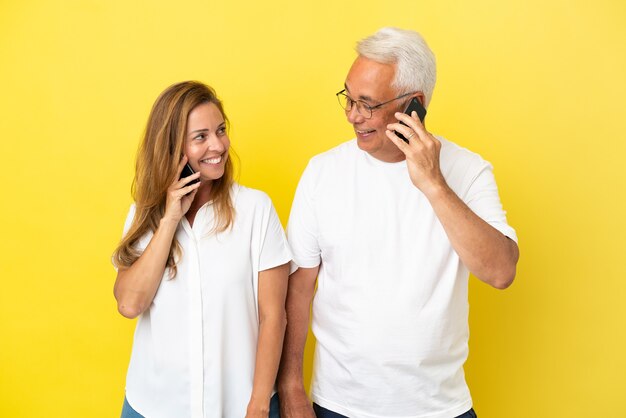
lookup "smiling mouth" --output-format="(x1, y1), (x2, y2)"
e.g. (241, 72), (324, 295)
(200, 155), (223, 164)
(356, 129), (376, 136)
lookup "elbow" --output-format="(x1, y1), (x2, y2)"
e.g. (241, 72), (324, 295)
(276, 310), (288, 331)
(489, 264), (517, 290)
(114, 290), (145, 319)
(117, 300), (144, 319)
(113, 281), (146, 319)
(491, 275), (514, 290)
(260, 309), (287, 332)
(486, 239), (519, 290)
(113, 275), (143, 319)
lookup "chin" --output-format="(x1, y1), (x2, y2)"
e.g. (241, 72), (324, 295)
(200, 169), (226, 182)
(356, 136), (382, 153)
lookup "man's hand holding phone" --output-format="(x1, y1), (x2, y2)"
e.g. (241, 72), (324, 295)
(395, 97), (427, 143)
(385, 100), (447, 197)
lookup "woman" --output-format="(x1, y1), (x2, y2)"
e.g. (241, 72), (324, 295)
(112, 81), (290, 418)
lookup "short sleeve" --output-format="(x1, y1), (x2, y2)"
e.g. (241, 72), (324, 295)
(465, 163), (518, 243)
(287, 160), (322, 271)
(121, 204), (137, 238)
(111, 204), (153, 270)
(111, 204), (137, 271)
(258, 199), (293, 272)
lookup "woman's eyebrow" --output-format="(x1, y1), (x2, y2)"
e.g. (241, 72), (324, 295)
(188, 128), (209, 135)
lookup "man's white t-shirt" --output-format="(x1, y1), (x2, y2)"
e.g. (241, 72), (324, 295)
(117, 184), (292, 418)
(288, 139), (517, 418)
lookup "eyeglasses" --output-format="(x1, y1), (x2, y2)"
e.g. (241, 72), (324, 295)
(336, 89), (416, 119)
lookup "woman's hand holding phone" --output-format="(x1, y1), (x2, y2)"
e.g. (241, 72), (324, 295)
(163, 156), (202, 223)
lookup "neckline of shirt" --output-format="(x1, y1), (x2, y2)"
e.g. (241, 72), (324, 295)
(360, 147), (408, 169)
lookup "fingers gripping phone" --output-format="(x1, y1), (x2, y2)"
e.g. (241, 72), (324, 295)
(396, 97), (427, 143)
(180, 163), (200, 186)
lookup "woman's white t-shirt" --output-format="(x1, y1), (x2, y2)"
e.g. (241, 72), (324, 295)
(117, 184), (291, 418)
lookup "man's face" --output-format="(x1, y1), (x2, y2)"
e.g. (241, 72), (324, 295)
(343, 56), (407, 162)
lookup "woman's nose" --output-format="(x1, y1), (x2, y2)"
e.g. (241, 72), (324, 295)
(207, 134), (226, 151)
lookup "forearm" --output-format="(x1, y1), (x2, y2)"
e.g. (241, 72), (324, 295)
(113, 217), (179, 318)
(249, 313), (287, 407)
(427, 183), (519, 289)
(277, 267), (318, 393)
(385, 112), (518, 288)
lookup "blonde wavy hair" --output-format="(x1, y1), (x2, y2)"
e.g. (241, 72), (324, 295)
(113, 81), (235, 277)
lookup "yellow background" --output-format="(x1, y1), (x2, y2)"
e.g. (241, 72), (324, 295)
(1, 0), (625, 417)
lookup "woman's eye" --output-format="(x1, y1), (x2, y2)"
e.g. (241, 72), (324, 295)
(194, 134), (205, 140)
(217, 127), (226, 135)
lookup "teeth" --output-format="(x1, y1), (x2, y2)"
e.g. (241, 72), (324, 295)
(201, 156), (222, 164)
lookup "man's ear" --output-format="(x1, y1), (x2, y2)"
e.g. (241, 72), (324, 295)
(413, 92), (426, 107)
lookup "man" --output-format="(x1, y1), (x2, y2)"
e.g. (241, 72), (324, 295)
(278, 27), (519, 418)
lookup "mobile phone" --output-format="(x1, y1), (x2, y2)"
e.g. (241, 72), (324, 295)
(180, 163), (200, 186)
(396, 97), (427, 143)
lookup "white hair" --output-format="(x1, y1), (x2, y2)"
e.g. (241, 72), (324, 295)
(356, 27), (437, 107)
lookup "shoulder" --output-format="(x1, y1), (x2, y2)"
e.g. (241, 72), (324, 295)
(291, 140), (359, 200)
(307, 139), (358, 168)
(299, 139), (358, 185)
(232, 184), (273, 210)
(436, 136), (497, 197)
(121, 203), (137, 233)
(438, 136), (485, 162)
(124, 202), (137, 218)
(437, 135), (491, 172)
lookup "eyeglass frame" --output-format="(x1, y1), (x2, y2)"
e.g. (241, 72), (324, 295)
(336, 89), (417, 119)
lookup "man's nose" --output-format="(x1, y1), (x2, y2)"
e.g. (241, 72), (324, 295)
(346, 105), (365, 124)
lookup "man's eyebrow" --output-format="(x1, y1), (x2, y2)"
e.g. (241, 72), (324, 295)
(344, 83), (375, 103)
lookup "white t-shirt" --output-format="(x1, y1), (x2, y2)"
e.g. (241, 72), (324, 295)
(117, 184), (292, 418)
(288, 139), (517, 418)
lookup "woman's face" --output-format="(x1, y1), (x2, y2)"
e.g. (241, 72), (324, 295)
(184, 102), (230, 183)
